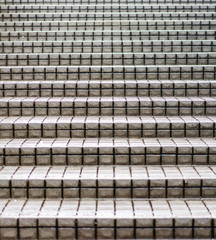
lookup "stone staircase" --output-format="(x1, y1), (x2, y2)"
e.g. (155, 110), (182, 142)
(0, 0), (216, 239)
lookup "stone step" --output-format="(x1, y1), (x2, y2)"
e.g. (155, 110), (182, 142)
(0, 198), (215, 239)
(1, 52), (215, 67)
(1, 40), (215, 54)
(1, 80), (215, 97)
(1, 0), (216, 236)
(0, 165), (216, 199)
(0, 116), (215, 138)
(1, 20), (215, 32)
(0, 138), (215, 165)
(1, 12), (215, 21)
(1, 30), (215, 42)
(0, 65), (215, 81)
(1, 4), (216, 13)
(0, 96), (215, 116)
(3, 0), (215, 4)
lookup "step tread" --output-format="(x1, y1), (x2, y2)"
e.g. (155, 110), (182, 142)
(0, 79), (215, 84)
(0, 0), (216, 236)
(1, 115), (216, 126)
(1, 165), (216, 182)
(1, 19), (214, 25)
(1, 29), (215, 33)
(0, 198), (215, 222)
(1, 39), (215, 43)
(0, 137), (215, 149)
(0, 198), (215, 239)
(2, 51), (215, 55)
(1, 96), (215, 102)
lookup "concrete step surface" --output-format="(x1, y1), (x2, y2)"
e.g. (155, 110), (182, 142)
(1, 20), (215, 31)
(1, 65), (215, 81)
(1, 12), (216, 21)
(0, 165), (216, 198)
(0, 137), (215, 166)
(0, 198), (216, 239)
(1, 30), (215, 42)
(0, 116), (216, 138)
(0, 20), (215, 32)
(1, 52), (215, 66)
(0, 80), (215, 97)
(1, 40), (215, 53)
(3, 0), (216, 4)
(1, 4), (216, 13)
(0, 96), (216, 116)
(0, 0), (216, 238)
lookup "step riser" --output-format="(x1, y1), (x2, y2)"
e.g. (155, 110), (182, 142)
(0, 150), (214, 166)
(1, 5), (216, 13)
(1, 122), (215, 139)
(1, 127), (215, 138)
(1, 41), (215, 54)
(1, 31), (215, 41)
(1, 102), (215, 117)
(0, 182), (215, 199)
(1, 53), (215, 67)
(0, 20), (215, 31)
(0, 225), (215, 239)
(1, 81), (215, 97)
(1, 66), (215, 81)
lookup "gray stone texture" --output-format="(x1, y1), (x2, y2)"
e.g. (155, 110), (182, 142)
(0, 0), (216, 238)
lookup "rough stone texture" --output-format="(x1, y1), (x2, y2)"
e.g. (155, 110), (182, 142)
(0, 0), (216, 238)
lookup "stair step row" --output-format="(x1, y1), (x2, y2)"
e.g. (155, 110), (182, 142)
(0, 116), (216, 138)
(0, 80), (215, 97)
(1, 30), (215, 42)
(1, 52), (215, 66)
(1, 4), (216, 13)
(3, 0), (216, 4)
(0, 165), (216, 199)
(0, 138), (215, 165)
(1, 12), (216, 21)
(0, 198), (215, 239)
(1, 65), (215, 81)
(0, 19), (216, 32)
(0, 96), (216, 116)
(1, 40), (215, 53)
(0, 0), (216, 237)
